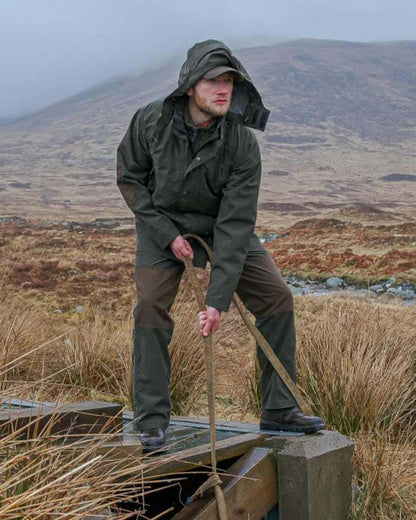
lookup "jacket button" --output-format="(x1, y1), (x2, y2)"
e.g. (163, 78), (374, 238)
(196, 156), (201, 162)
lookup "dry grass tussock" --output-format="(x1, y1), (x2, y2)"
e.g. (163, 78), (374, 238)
(0, 415), (181, 519)
(60, 309), (132, 406)
(0, 295), (132, 405)
(295, 296), (416, 519)
(0, 301), (188, 517)
(169, 286), (244, 417)
(169, 296), (206, 416)
(0, 284), (415, 518)
(296, 297), (416, 435)
(351, 431), (416, 520)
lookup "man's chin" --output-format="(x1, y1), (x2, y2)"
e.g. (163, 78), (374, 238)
(208, 104), (230, 117)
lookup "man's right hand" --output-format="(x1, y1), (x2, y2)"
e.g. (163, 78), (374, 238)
(170, 235), (194, 261)
(198, 306), (221, 337)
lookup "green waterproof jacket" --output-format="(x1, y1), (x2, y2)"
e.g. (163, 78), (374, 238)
(117, 39), (270, 312)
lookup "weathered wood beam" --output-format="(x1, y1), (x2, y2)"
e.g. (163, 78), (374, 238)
(0, 397), (56, 409)
(76, 432), (264, 482)
(0, 400), (123, 436)
(171, 447), (278, 520)
(145, 433), (265, 478)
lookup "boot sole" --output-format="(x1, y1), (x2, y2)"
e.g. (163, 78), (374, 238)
(260, 419), (325, 434)
(141, 444), (168, 454)
(136, 433), (167, 452)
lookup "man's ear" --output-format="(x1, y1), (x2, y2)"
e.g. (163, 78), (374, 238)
(186, 88), (193, 97)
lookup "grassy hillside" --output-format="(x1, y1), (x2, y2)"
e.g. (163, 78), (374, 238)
(1, 39), (416, 219)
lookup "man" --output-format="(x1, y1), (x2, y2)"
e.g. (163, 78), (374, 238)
(117, 39), (324, 448)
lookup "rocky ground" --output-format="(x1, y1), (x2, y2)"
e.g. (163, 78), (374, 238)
(1, 210), (415, 312)
(259, 214), (416, 304)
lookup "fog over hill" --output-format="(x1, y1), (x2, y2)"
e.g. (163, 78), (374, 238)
(1, 39), (416, 219)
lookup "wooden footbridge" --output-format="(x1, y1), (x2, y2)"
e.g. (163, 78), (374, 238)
(0, 398), (353, 519)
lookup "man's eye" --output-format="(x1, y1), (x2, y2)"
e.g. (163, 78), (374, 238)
(211, 76), (233, 84)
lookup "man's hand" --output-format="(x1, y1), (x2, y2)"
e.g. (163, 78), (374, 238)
(170, 236), (194, 261)
(198, 306), (221, 337)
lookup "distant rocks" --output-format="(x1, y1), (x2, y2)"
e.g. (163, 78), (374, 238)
(53, 305), (85, 315)
(386, 287), (416, 300)
(326, 277), (347, 289)
(369, 277), (396, 294)
(339, 203), (385, 216)
(258, 202), (308, 211)
(379, 173), (416, 182)
(265, 135), (326, 144)
(62, 218), (134, 232)
(286, 276), (316, 296)
(291, 218), (345, 230)
(259, 232), (290, 243)
(286, 275), (416, 303)
(267, 169), (290, 176)
(368, 284), (385, 294)
(289, 286), (304, 296)
(8, 182), (32, 189)
(370, 277), (416, 300)
(259, 233), (280, 243)
(0, 216), (27, 225)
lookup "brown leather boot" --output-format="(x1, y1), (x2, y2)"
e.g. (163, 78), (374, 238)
(260, 407), (325, 434)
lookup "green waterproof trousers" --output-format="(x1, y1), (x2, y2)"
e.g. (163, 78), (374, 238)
(132, 231), (297, 431)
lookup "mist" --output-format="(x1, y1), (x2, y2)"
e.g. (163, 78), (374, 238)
(1, 0), (416, 120)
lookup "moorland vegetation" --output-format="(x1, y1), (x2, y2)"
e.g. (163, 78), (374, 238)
(0, 215), (414, 519)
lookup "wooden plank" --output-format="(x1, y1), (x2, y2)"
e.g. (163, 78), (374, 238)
(166, 425), (205, 441)
(171, 416), (258, 430)
(87, 433), (265, 487)
(63, 433), (143, 474)
(169, 417), (304, 437)
(146, 433), (265, 477)
(0, 397), (56, 409)
(71, 433), (143, 458)
(0, 401), (122, 436)
(171, 447), (278, 520)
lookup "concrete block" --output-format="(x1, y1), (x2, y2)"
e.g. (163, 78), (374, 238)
(276, 430), (354, 520)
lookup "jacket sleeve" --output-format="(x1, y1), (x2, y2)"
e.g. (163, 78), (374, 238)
(116, 108), (180, 249)
(206, 130), (261, 312)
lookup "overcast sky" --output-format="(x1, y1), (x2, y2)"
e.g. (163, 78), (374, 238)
(1, 0), (416, 119)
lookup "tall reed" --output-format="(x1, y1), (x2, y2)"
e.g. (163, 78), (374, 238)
(0, 414), (179, 519)
(1, 286), (415, 518)
(296, 297), (416, 435)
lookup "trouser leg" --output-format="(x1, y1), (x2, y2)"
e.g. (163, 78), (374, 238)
(132, 265), (183, 431)
(236, 249), (297, 410)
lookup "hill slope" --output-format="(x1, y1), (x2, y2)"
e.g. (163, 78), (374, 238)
(1, 39), (416, 219)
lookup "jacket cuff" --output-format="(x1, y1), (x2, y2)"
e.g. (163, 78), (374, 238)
(205, 295), (231, 313)
(151, 224), (181, 250)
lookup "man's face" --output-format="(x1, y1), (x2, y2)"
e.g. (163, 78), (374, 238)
(187, 73), (234, 118)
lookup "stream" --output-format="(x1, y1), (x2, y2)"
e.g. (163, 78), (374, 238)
(285, 275), (416, 306)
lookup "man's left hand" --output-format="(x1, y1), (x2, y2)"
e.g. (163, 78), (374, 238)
(170, 235), (194, 260)
(198, 306), (221, 337)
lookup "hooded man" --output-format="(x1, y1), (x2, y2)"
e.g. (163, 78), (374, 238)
(117, 39), (324, 448)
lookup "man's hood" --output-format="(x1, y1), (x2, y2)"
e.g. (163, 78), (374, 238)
(160, 39), (270, 131)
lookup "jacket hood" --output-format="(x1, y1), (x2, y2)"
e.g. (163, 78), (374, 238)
(161, 39), (270, 131)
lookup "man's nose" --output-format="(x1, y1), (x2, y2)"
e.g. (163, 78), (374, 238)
(216, 81), (232, 94)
